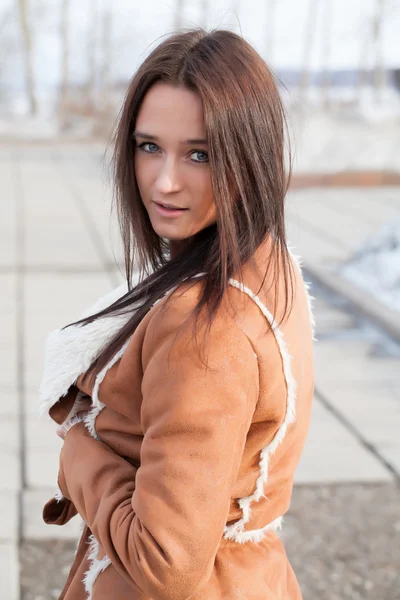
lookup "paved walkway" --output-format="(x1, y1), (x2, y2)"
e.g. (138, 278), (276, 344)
(1, 143), (400, 599)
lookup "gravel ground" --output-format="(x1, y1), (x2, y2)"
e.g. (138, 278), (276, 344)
(21, 483), (400, 600)
(282, 483), (400, 600)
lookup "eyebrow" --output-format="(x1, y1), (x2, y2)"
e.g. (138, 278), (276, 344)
(133, 131), (208, 145)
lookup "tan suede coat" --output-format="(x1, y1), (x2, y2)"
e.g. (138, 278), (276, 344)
(39, 237), (315, 600)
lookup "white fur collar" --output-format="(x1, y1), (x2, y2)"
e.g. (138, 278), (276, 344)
(39, 281), (135, 416)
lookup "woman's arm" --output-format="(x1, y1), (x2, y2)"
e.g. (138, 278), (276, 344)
(57, 294), (259, 600)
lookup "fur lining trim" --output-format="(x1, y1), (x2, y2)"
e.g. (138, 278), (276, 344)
(54, 486), (64, 503)
(83, 534), (111, 598)
(223, 516), (283, 544)
(287, 245), (317, 342)
(83, 337), (132, 439)
(74, 519), (87, 557)
(224, 279), (298, 542)
(59, 414), (85, 437)
(39, 282), (133, 417)
(62, 390), (91, 424)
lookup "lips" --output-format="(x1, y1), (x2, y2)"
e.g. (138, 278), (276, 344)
(155, 201), (188, 210)
(153, 201), (189, 218)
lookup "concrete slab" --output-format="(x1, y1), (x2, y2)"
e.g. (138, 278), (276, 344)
(55, 159), (125, 267)
(323, 188), (400, 226)
(0, 275), (18, 397)
(313, 306), (356, 334)
(24, 393), (44, 418)
(0, 542), (19, 600)
(25, 416), (61, 452)
(379, 447), (400, 475)
(26, 450), (60, 489)
(0, 417), (19, 451)
(23, 272), (113, 393)
(0, 390), (19, 419)
(24, 272), (114, 328)
(19, 160), (103, 269)
(320, 387), (400, 476)
(286, 217), (348, 265)
(0, 415), (21, 494)
(0, 162), (17, 269)
(314, 340), (400, 387)
(0, 491), (18, 542)
(0, 345), (18, 402)
(287, 190), (377, 251)
(23, 489), (82, 541)
(0, 448), (20, 492)
(295, 399), (392, 484)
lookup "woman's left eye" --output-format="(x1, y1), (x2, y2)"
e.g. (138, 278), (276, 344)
(139, 142), (159, 153)
(191, 150), (209, 163)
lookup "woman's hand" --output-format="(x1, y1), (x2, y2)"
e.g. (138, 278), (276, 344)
(56, 397), (93, 440)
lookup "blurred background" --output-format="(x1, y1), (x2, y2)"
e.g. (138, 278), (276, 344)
(1, 1), (399, 599)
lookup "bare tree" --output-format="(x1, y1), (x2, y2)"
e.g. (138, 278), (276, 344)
(372, 0), (387, 104)
(85, 0), (99, 112)
(298, 0), (321, 98)
(355, 17), (372, 102)
(17, 0), (37, 114)
(59, 0), (69, 116)
(320, 0), (333, 108)
(99, 5), (112, 112)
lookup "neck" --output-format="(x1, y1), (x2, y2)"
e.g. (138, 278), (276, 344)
(169, 239), (189, 260)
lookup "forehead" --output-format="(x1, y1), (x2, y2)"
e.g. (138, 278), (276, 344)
(135, 82), (206, 137)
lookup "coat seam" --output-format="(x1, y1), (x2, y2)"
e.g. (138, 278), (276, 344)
(223, 278), (298, 543)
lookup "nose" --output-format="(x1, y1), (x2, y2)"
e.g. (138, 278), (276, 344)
(154, 156), (182, 194)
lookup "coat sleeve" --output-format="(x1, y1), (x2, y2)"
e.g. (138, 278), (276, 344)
(57, 293), (259, 600)
(42, 386), (86, 526)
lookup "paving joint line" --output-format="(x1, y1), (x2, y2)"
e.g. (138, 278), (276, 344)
(14, 152), (27, 515)
(314, 386), (400, 482)
(14, 149), (24, 600)
(304, 260), (400, 482)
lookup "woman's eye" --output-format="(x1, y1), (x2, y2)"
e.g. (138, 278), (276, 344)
(137, 143), (208, 164)
(191, 150), (209, 163)
(139, 142), (159, 153)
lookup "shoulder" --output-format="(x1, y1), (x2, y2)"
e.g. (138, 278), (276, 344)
(141, 279), (260, 375)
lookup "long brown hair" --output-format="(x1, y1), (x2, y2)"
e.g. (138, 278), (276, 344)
(65, 27), (295, 386)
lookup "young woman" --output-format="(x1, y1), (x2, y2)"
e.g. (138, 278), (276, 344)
(40, 27), (315, 600)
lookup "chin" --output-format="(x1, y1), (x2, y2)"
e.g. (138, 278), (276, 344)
(152, 224), (188, 241)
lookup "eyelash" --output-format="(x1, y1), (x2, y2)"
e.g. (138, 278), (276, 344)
(136, 142), (209, 164)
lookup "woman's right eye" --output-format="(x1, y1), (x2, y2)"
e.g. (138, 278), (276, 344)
(138, 142), (159, 153)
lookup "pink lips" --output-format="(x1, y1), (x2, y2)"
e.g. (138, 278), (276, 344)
(153, 201), (188, 218)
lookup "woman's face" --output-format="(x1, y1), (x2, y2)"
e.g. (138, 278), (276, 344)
(134, 82), (216, 244)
